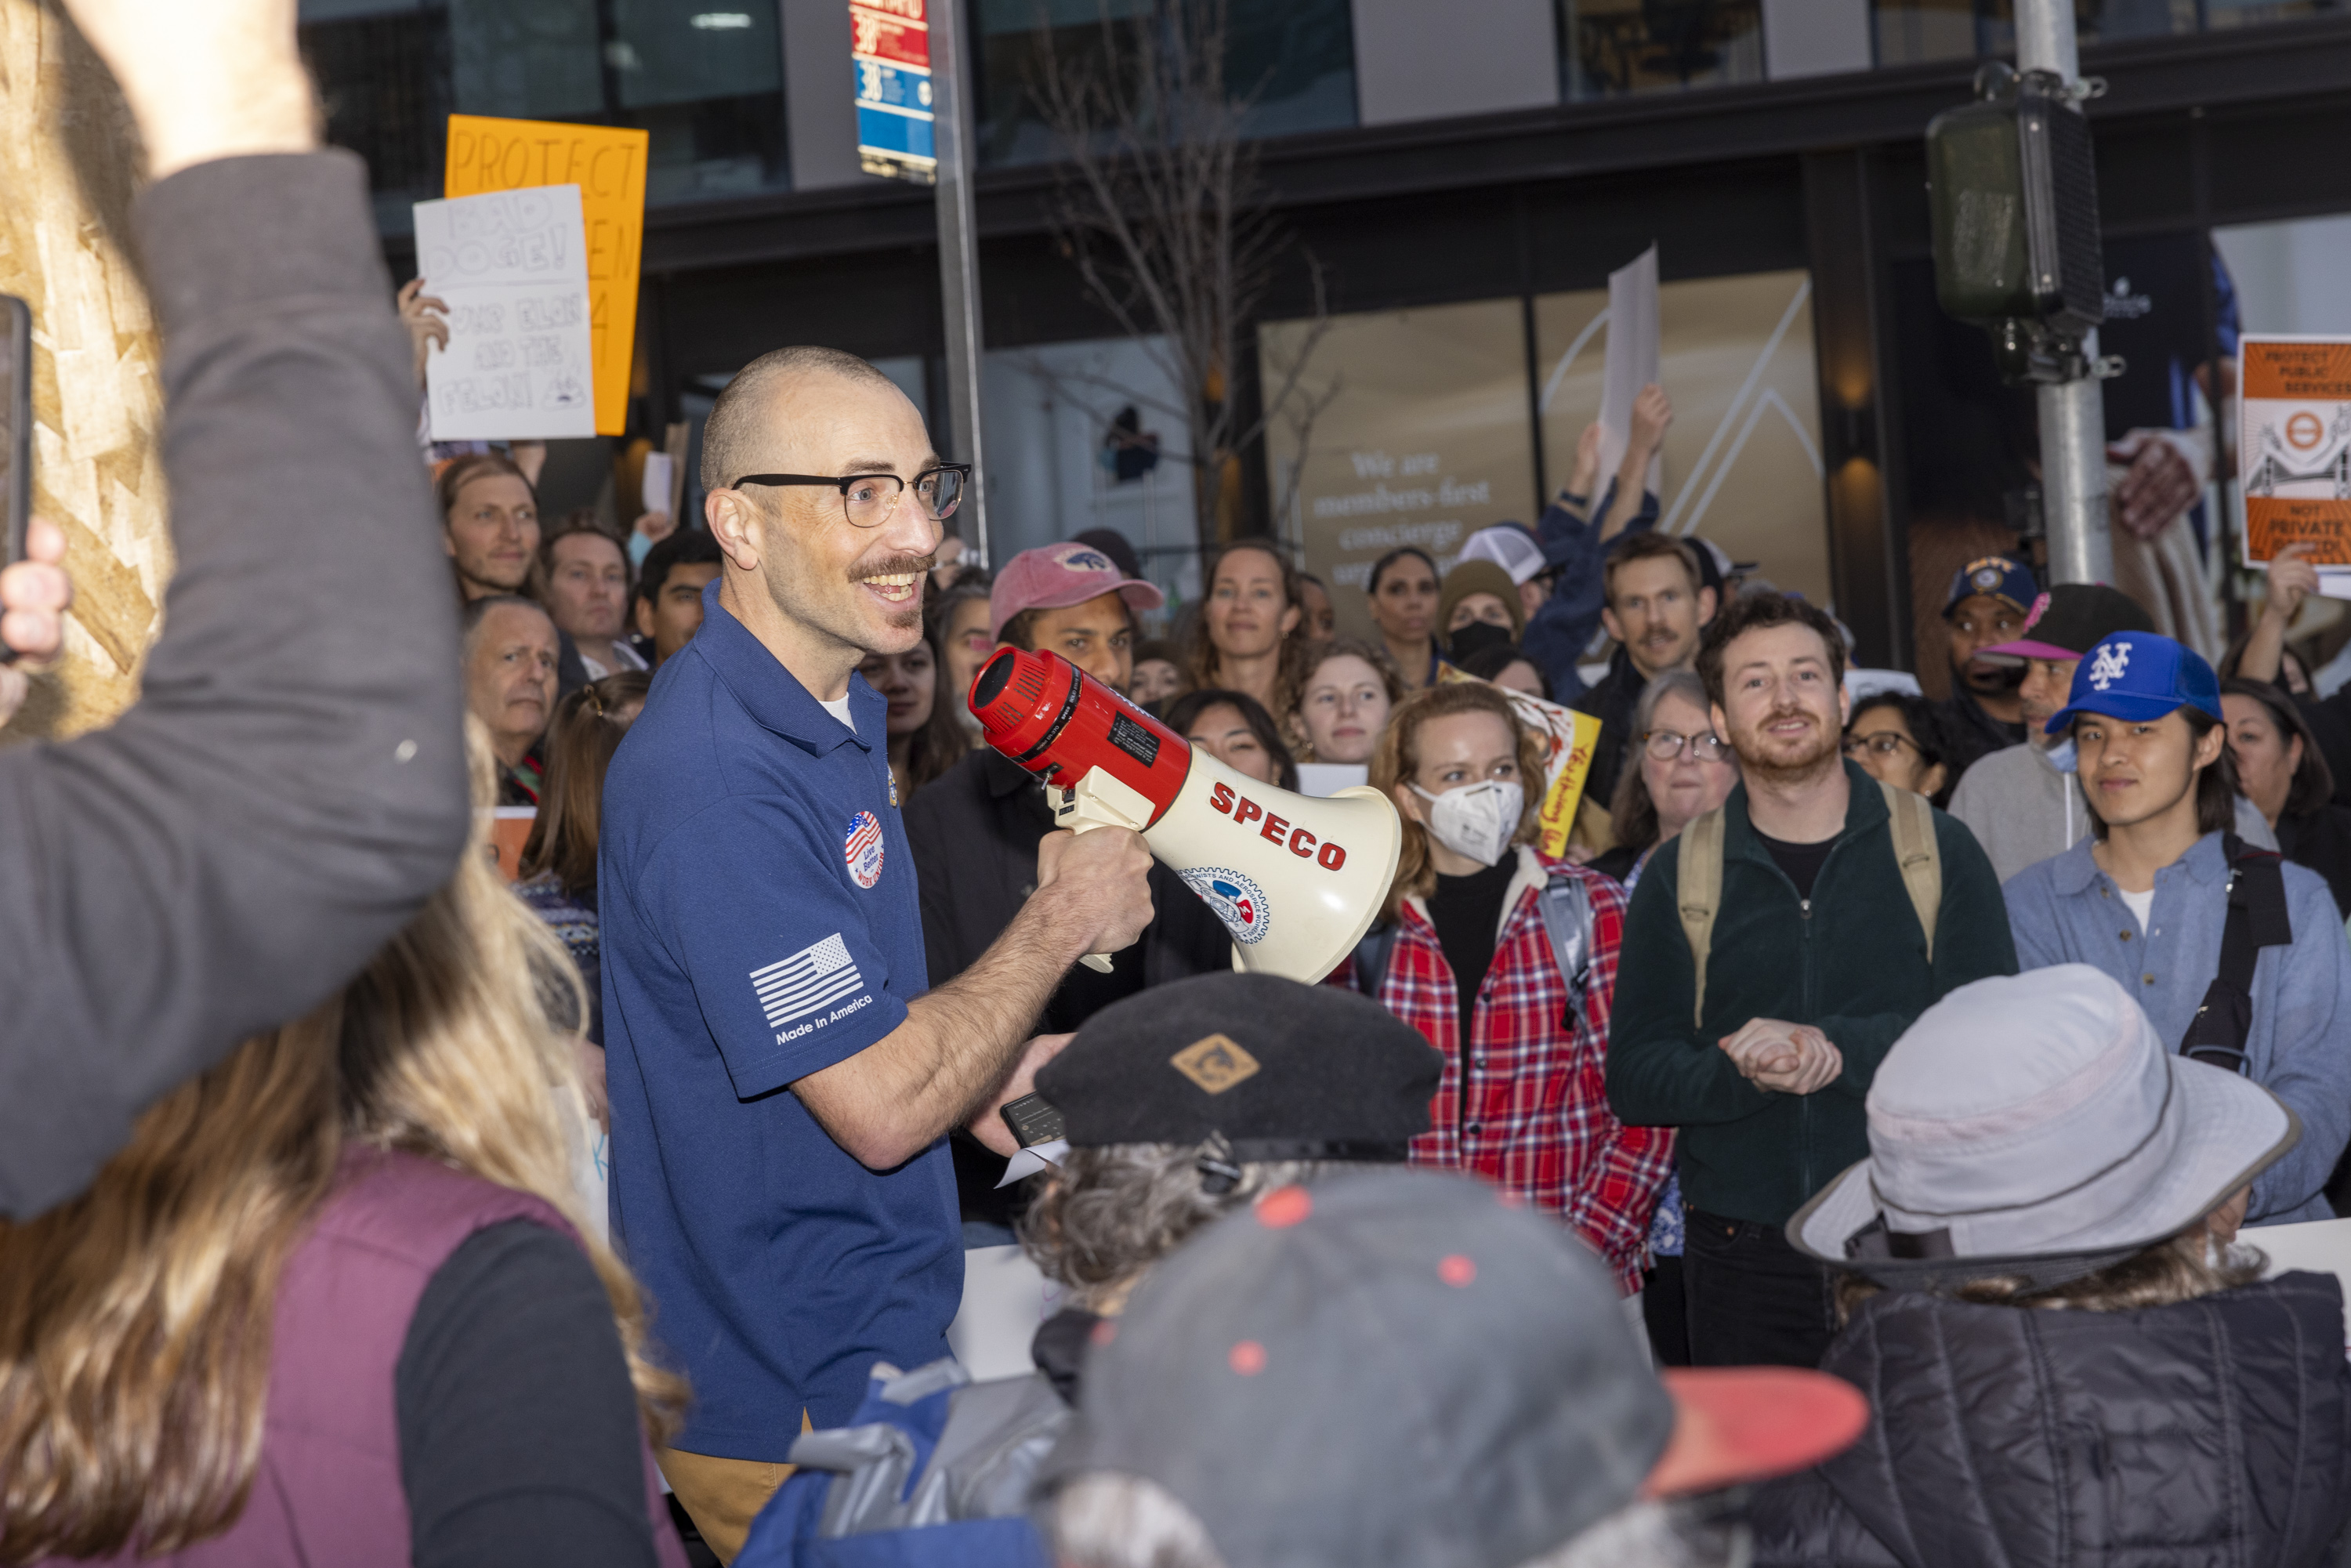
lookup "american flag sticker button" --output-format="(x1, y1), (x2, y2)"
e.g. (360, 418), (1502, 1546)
(843, 809), (885, 889)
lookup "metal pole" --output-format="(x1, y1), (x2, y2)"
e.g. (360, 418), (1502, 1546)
(2016, 0), (2113, 586)
(927, 0), (988, 567)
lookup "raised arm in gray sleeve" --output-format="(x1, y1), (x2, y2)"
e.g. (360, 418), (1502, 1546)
(0, 150), (469, 1216)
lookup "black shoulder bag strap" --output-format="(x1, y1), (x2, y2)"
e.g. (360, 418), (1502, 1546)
(2179, 834), (2295, 1076)
(1354, 922), (1400, 998)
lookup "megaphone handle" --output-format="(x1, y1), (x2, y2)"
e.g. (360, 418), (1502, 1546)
(1060, 815), (1119, 973)
(1051, 773), (1155, 975)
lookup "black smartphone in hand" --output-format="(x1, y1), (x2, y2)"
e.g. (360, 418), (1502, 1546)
(0, 295), (28, 568)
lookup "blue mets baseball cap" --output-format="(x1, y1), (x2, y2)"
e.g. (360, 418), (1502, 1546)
(2043, 632), (2222, 735)
(1943, 554), (2038, 620)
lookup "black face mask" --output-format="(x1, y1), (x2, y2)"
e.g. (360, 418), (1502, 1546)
(1447, 620), (1516, 665)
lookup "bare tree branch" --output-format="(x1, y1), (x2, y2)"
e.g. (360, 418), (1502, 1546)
(1023, 0), (1330, 548)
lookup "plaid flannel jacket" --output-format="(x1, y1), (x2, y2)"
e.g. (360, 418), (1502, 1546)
(1372, 849), (1672, 1295)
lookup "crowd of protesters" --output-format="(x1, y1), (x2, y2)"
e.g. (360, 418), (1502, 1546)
(5, 6), (2351, 1566)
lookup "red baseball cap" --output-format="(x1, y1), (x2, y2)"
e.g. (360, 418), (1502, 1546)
(987, 541), (1164, 643)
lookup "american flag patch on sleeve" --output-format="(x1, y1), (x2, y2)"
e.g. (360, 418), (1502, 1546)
(751, 932), (865, 1030)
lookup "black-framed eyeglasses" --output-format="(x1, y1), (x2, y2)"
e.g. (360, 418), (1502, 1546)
(1644, 729), (1729, 762)
(1843, 730), (1923, 760)
(731, 465), (971, 528)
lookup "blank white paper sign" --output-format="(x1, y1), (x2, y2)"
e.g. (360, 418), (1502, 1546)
(416, 185), (597, 444)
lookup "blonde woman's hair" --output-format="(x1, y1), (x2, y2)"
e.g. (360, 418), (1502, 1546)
(0, 719), (685, 1563)
(1370, 682), (1545, 919)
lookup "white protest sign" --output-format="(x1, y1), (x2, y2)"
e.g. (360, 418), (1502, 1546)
(1596, 244), (1662, 494)
(640, 451), (672, 517)
(415, 185), (596, 444)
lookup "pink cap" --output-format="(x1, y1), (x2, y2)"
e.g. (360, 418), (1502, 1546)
(987, 541), (1165, 643)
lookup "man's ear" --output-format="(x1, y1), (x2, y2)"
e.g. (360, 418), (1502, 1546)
(1712, 701), (1730, 738)
(633, 596), (655, 639)
(1697, 585), (1720, 626)
(1600, 605), (1624, 646)
(705, 489), (763, 573)
(1838, 679), (1853, 729)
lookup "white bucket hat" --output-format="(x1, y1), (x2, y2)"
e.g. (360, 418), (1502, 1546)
(1789, 964), (2298, 1292)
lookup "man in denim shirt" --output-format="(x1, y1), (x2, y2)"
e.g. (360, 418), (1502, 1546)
(2005, 632), (2351, 1225)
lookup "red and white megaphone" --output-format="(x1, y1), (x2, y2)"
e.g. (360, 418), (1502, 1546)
(968, 647), (1402, 983)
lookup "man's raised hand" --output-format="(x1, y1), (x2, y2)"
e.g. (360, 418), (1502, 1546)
(58, 0), (316, 179)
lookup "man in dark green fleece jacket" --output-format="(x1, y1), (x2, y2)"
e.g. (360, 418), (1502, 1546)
(1608, 593), (2015, 1370)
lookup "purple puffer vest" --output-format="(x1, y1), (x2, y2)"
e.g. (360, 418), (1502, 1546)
(53, 1147), (686, 1567)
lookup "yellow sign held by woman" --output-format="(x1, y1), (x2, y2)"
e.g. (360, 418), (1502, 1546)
(445, 115), (649, 436)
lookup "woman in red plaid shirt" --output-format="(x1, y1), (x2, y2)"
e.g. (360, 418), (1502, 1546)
(1358, 682), (1672, 1295)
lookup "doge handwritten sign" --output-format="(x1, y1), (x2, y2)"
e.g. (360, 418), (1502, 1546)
(445, 116), (649, 436)
(414, 186), (596, 443)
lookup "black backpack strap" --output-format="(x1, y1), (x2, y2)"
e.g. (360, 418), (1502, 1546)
(2180, 834), (2294, 1076)
(1353, 922), (1400, 998)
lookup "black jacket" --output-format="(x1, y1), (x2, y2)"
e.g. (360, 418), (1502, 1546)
(1931, 683), (2026, 779)
(2278, 802), (2351, 921)
(1571, 643), (1646, 811)
(1607, 764), (2017, 1225)
(1751, 1273), (2351, 1567)
(903, 748), (1233, 1031)
(0, 154), (469, 1217)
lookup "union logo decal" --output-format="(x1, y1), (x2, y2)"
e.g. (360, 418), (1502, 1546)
(844, 810), (885, 889)
(1180, 865), (1270, 945)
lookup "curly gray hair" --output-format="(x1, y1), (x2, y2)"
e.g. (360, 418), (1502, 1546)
(1016, 1144), (1339, 1311)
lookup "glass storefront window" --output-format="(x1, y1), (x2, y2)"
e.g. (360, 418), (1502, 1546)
(1556, 0), (1766, 100)
(1872, 0), (2342, 67)
(298, 0), (788, 232)
(971, 0), (1357, 168)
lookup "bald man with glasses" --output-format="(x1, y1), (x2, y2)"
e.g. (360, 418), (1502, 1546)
(598, 346), (1152, 1558)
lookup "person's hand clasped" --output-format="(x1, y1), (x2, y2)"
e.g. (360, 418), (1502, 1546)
(0, 518), (71, 729)
(1036, 825), (1155, 959)
(968, 1032), (1074, 1158)
(1719, 1018), (1842, 1096)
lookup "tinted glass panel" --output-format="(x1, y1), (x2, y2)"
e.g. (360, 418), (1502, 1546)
(1557, 0), (1765, 100)
(299, 0), (788, 228)
(973, 0), (1356, 167)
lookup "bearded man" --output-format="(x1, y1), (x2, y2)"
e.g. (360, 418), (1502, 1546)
(1606, 592), (2016, 1371)
(597, 346), (1154, 1558)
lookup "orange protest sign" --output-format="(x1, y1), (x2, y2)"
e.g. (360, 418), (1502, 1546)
(445, 115), (649, 436)
(2241, 336), (2351, 567)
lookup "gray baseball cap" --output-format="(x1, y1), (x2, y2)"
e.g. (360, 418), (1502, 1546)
(1040, 1168), (1869, 1568)
(1791, 964), (2298, 1293)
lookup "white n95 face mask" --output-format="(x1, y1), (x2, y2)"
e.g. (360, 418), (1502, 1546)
(1411, 780), (1523, 868)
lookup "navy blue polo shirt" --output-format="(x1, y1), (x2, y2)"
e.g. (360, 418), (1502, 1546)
(600, 581), (956, 1457)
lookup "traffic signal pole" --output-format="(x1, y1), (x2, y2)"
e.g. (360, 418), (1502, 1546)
(928, 0), (989, 567)
(2017, 0), (2113, 588)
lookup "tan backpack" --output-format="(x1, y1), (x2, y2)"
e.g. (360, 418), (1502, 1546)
(1674, 780), (1940, 1027)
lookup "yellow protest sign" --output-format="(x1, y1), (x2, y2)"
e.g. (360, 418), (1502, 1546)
(444, 115), (648, 436)
(1433, 664), (1603, 858)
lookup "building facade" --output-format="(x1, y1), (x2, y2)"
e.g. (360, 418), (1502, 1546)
(304, 0), (2351, 669)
